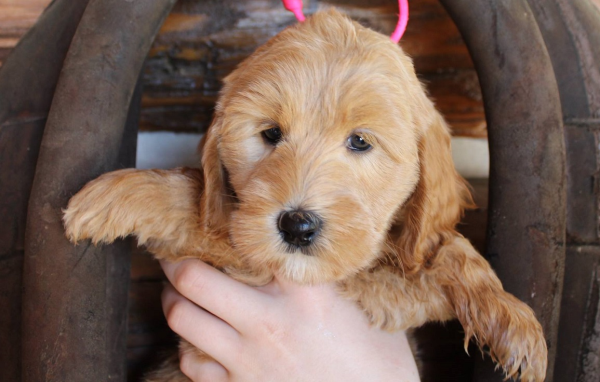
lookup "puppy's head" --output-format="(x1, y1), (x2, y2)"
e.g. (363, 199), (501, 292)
(200, 10), (472, 283)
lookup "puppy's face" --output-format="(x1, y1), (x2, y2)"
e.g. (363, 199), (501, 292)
(204, 11), (436, 283)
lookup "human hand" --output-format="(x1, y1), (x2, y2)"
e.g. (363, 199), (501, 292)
(161, 258), (420, 382)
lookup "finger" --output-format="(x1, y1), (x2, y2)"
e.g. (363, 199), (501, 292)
(160, 259), (268, 330)
(180, 352), (229, 382)
(162, 284), (241, 367)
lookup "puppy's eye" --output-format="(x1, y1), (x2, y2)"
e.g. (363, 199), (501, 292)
(261, 126), (282, 145)
(347, 134), (372, 152)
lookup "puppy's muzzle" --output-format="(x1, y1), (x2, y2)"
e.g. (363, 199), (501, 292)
(278, 210), (322, 248)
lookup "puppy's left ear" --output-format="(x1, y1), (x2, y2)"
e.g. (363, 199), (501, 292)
(389, 110), (474, 272)
(199, 114), (233, 235)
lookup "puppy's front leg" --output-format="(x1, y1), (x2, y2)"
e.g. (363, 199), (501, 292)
(64, 168), (226, 262)
(342, 237), (547, 382)
(432, 237), (547, 382)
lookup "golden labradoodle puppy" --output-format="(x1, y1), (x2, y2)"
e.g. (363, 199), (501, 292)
(64, 10), (547, 382)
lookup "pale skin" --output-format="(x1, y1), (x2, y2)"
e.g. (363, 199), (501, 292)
(161, 258), (421, 382)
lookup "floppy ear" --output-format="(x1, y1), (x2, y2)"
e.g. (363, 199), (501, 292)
(390, 111), (474, 273)
(199, 115), (233, 235)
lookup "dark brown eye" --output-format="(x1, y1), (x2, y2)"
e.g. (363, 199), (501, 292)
(261, 126), (282, 145)
(347, 134), (372, 152)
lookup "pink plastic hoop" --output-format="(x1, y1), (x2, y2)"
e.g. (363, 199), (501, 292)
(390, 0), (409, 43)
(282, 0), (409, 42)
(282, 0), (306, 22)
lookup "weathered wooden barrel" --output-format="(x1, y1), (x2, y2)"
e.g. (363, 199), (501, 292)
(0, 0), (175, 380)
(440, 1), (566, 381)
(528, 1), (600, 380)
(0, 1), (91, 380)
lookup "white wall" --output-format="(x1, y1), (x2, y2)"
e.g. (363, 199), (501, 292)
(450, 137), (489, 178)
(136, 132), (489, 178)
(136, 132), (202, 169)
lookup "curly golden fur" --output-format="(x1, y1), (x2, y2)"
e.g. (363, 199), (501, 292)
(63, 10), (547, 381)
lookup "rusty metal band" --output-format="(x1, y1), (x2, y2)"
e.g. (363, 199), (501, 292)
(438, 1), (566, 381)
(21, 0), (176, 380)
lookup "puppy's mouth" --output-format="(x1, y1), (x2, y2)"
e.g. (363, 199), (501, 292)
(282, 242), (317, 256)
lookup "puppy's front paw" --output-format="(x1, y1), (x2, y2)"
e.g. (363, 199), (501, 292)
(473, 297), (547, 382)
(63, 169), (139, 245)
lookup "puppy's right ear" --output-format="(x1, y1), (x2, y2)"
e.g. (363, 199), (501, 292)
(199, 115), (232, 235)
(388, 111), (474, 273)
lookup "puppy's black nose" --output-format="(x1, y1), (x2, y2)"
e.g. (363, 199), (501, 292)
(278, 210), (321, 247)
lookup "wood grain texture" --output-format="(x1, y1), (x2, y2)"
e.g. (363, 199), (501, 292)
(20, 0), (175, 380)
(0, 0), (486, 137)
(141, 0), (485, 136)
(0, 0), (49, 63)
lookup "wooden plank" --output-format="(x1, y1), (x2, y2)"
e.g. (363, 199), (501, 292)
(140, 0), (485, 137)
(529, 1), (600, 380)
(21, 1), (175, 380)
(0, 0), (486, 137)
(0, 0), (52, 65)
(0, 0), (49, 36)
(442, 1), (566, 381)
(0, 0), (92, 379)
(555, 246), (600, 382)
(127, 248), (175, 381)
